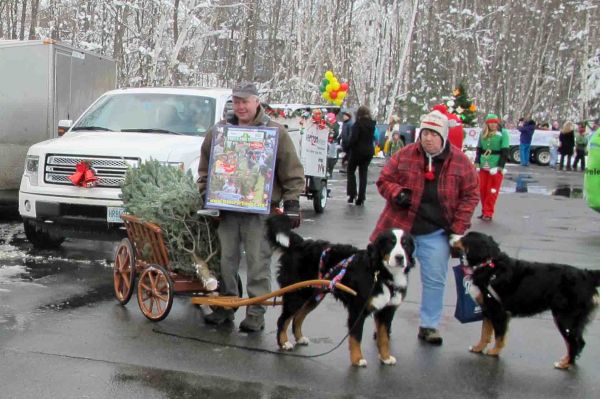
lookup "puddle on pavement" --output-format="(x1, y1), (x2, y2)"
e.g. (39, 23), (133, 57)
(1, 222), (112, 302)
(37, 283), (114, 312)
(503, 173), (583, 197)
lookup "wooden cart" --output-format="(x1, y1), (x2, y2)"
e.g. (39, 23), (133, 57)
(113, 214), (356, 321)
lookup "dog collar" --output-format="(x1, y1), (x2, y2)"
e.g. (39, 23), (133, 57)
(473, 259), (495, 270)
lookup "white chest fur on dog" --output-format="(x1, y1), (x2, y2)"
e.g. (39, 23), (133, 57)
(370, 271), (408, 310)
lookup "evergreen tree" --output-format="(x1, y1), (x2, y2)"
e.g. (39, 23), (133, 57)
(445, 83), (478, 127)
(121, 160), (219, 290)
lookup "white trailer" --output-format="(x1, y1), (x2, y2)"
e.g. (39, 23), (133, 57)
(0, 39), (116, 205)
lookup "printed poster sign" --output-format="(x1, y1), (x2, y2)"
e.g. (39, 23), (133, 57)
(205, 125), (279, 214)
(296, 122), (328, 178)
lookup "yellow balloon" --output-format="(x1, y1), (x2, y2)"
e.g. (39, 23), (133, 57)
(325, 84), (333, 92)
(332, 81), (340, 91)
(334, 99), (343, 106)
(338, 91), (347, 99)
(323, 92), (331, 101)
(325, 70), (334, 80)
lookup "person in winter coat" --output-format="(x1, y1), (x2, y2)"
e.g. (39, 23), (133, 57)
(572, 122), (589, 172)
(346, 105), (376, 206)
(385, 131), (404, 158)
(339, 111), (353, 173)
(197, 82), (305, 332)
(549, 131), (560, 169)
(518, 119), (536, 166)
(474, 113), (510, 221)
(371, 109), (479, 345)
(326, 122), (340, 178)
(559, 121), (576, 171)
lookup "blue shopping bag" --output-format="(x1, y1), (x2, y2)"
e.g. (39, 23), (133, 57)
(453, 264), (483, 323)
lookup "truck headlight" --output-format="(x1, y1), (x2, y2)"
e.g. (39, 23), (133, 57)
(25, 155), (39, 186)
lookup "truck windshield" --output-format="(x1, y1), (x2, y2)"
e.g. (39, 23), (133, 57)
(73, 93), (216, 136)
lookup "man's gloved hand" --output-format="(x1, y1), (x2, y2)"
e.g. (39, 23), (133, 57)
(394, 188), (412, 209)
(489, 167), (498, 175)
(500, 168), (507, 175)
(474, 164), (480, 172)
(283, 200), (301, 229)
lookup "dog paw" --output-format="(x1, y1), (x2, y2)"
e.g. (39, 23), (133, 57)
(379, 355), (397, 365)
(353, 359), (368, 367)
(280, 341), (294, 351)
(296, 336), (310, 346)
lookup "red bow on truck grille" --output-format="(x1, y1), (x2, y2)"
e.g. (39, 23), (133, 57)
(68, 161), (98, 188)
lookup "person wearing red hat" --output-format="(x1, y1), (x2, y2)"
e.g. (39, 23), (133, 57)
(474, 113), (510, 221)
(371, 109), (479, 344)
(432, 104), (464, 149)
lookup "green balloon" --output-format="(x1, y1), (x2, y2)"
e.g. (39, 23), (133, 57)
(322, 79), (329, 86)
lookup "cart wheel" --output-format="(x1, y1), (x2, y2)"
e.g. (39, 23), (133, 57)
(313, 181), (328, 213)
(113, 238), (136, 305)
(137, 264), (174, 321)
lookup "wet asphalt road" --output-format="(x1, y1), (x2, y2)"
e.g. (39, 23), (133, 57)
(0, 160), (599, 398)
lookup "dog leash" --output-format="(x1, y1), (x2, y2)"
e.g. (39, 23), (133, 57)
(151, 273), (380, 360)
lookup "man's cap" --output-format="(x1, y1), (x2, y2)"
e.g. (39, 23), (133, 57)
(419, 110), (449, 147)
(232, 82), (259, 98)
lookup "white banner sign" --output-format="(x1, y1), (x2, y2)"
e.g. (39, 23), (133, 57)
(462, 128), (558, 149)
(288, 122), (328, 178)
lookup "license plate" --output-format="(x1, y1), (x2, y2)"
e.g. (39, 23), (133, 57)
(107, 206), (125, 223)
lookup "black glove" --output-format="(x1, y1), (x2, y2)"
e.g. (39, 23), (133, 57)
(394, 188), (412, 209)
(283, 200), (302, 229)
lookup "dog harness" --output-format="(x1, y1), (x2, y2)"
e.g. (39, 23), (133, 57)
(471, 259), (502, 303)
(315, 248), (355, 302)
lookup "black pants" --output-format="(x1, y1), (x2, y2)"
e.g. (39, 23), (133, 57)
(326, 157), (337, 177)
(572, 149), (586, 171)
(347, 156), (372, 201)
(559, 154), (572, 170)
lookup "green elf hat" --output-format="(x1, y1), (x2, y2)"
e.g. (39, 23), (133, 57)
(485, 113), (500, 124)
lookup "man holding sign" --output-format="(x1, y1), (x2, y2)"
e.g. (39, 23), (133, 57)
(197, 82), (305, 332)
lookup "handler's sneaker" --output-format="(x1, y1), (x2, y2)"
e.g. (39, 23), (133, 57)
(204, 308), (234, 325)
(239, 314), (265, 332)
(418, 327), (443, 345)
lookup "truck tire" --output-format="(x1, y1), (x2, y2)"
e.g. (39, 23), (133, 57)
(509, 146), (520, 164)
(534, 147), (550, 166)
(23, 220), (65, 249)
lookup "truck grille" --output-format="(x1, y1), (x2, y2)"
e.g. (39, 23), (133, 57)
(44, 154), (139, 188)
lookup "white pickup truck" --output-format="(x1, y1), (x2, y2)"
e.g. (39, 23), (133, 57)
(19, 87), (232, 248)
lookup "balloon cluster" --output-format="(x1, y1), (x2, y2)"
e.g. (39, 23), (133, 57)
(319, 70), (349, 106)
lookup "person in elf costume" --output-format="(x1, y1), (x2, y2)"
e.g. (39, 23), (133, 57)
(474, 113), (509, 221)
(584, 127), (600, 213)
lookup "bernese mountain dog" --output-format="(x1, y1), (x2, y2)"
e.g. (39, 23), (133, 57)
(265, 214), (415, 367)
(456, 231), (600, 369)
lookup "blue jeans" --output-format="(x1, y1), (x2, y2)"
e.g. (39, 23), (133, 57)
(549, 147), (558, 168)
(414, 229), (450, 329)
(520, 144), (531, 166)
